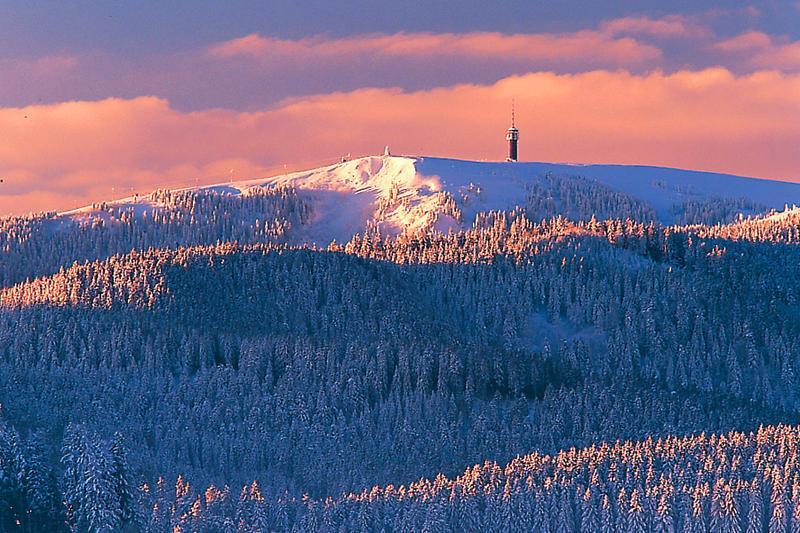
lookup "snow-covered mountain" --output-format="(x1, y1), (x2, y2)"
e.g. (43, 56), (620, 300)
(63, 155), (800, 245)
(8, 155), (800, 532)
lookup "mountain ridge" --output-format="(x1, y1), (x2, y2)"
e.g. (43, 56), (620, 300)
(57, 155), (800, 245)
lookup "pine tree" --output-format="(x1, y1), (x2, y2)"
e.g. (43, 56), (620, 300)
(745, 480), (763, 533)
(654, 493), (675, 533)
(0, 420), (27, 531)
(62, 425), (122, 532)
(627, 489), (647, 533)
(110, 432), (135, 529)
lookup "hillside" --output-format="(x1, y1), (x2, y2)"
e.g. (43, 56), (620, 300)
(206, 423), (800, 531)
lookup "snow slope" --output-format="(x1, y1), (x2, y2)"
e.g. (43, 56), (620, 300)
(61, 155), (800, 246)
(415, 157), (800, 222)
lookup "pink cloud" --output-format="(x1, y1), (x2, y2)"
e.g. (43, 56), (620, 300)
(0, 54), (79, 78)
(715, 32), (800, 71)
(600, 15), (711, 39)
(715, 31), (773, 52)
(208, 30), (662, 68)
(704, 6), (761, 19)
(2, 68), (799, 216)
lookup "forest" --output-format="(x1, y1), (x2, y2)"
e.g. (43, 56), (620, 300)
(1, 175), (800, 531)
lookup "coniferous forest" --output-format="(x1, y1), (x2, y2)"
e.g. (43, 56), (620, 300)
(3, 176), (800, 531)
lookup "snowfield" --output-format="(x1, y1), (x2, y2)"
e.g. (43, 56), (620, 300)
(63, 155), (800, 245)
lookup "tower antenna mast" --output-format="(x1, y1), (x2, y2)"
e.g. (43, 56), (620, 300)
(512, 98), (515, 128)
(506, 99), (519, 162)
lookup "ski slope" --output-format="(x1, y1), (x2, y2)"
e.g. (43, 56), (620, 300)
(62, 155), (800, 245)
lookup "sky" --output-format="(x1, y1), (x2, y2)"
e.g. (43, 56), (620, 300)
(1, 1), (799, 215)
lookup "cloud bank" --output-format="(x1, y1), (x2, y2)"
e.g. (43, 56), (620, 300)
(4, 13), (800, 112)
(208, 30), (662, 68)
(2, 68), (799, 216)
